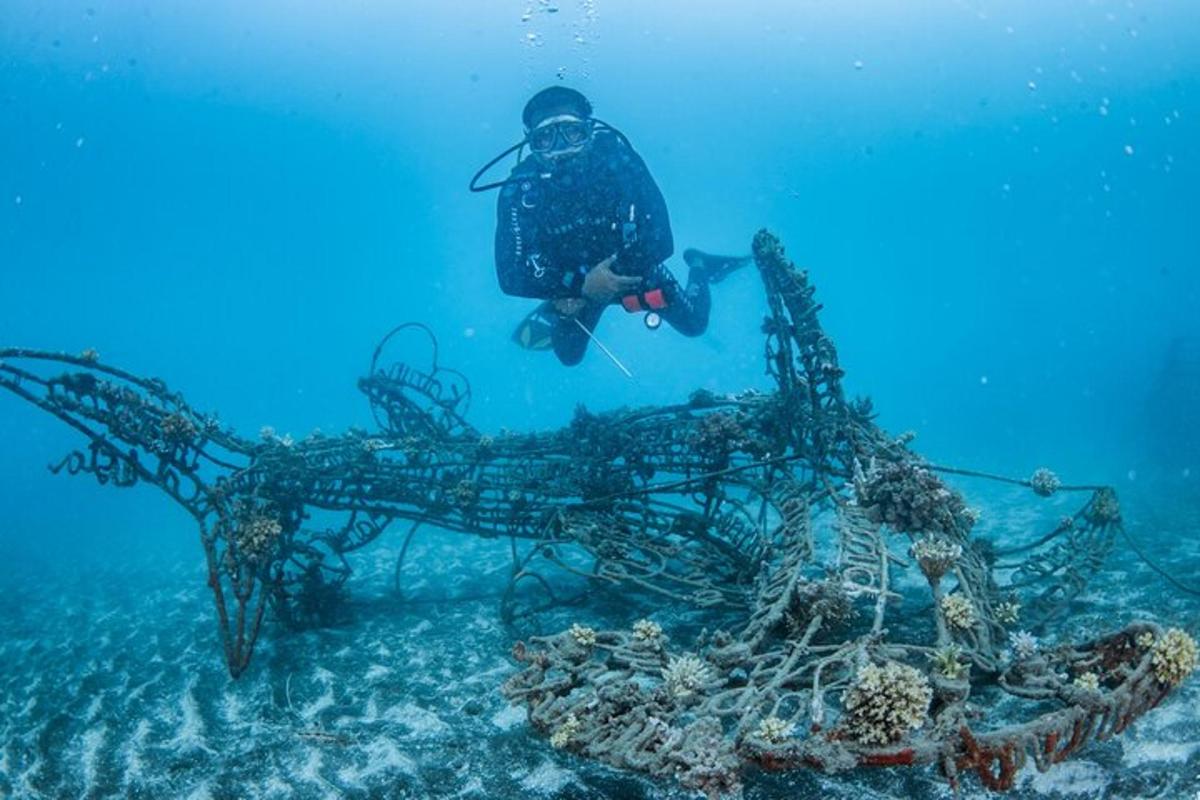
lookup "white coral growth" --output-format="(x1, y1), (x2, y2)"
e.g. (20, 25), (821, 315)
(1011, 630), (1039, 660)
(754, 716), (794, 743)
(663, 654), (711, 698)
(549, 713), (581, 748)
(632, 618), (663, 642)
(940, 594), (976, 630)
(1030, 467), (1061, 497)
(1151, 628), (1198, 687)
(912, 536), (962, 580)
(568, 623), (597, 647)
(995, 600), (1021, 625)
(841, 661), (932, 745)
(1073, 671), (1101, 691)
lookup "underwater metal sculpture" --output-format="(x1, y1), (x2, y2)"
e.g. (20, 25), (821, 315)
(0, 230), (1193, 795)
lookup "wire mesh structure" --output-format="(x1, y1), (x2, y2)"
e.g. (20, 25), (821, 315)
(0, 230), (1193, 795)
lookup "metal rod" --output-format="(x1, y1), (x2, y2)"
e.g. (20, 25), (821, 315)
(574, 318), (633, 379)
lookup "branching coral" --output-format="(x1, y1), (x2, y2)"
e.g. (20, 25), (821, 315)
(159, 412), (197, 444)
(912, 535), (962, 581)
(786, 578), (855, 631)
(1089, 488), (1122, 523)
(569, 623), (598, 647)
(235, 512), (282, 561)
(663, 654), (711, 698)
(550, 713), (581, 748)
(931, 644), (968, 680)
(1010, 630), (1039, 660)
(753, 716), (794, 743)
(940, 594), (977, 631)
(840, 661), (932, 745)
(1150, 628), (1198, 687)
(632, 618), (663, 643)
(994, 600), (1021, 626)
(360, 437), (389, 453)
(1029, 468), (1061, 497)
(688, 412), (749, 462)
(452, 479), (479, 506)
(856, 460), (969, 534)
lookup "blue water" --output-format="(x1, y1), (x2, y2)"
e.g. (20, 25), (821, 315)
(1, 2), (1197, 798)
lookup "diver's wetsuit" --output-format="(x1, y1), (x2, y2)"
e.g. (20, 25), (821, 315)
(494, 129), (710, 365)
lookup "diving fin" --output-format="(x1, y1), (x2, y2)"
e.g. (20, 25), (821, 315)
(512, 300), (557, 351)
(683, 248), (753, 285)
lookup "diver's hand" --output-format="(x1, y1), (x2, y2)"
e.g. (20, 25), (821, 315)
(553, 298), (587, 317)
(581, 255), (641, 304)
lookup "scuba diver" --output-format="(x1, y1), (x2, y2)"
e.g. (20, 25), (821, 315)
(471, 86), (749, 368)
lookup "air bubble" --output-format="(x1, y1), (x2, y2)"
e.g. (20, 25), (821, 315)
(853, 59), (863, 70)
(1123, 144), (1134, 156)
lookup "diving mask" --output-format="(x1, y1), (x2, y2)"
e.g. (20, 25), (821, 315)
(527, 114), (593, 155)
